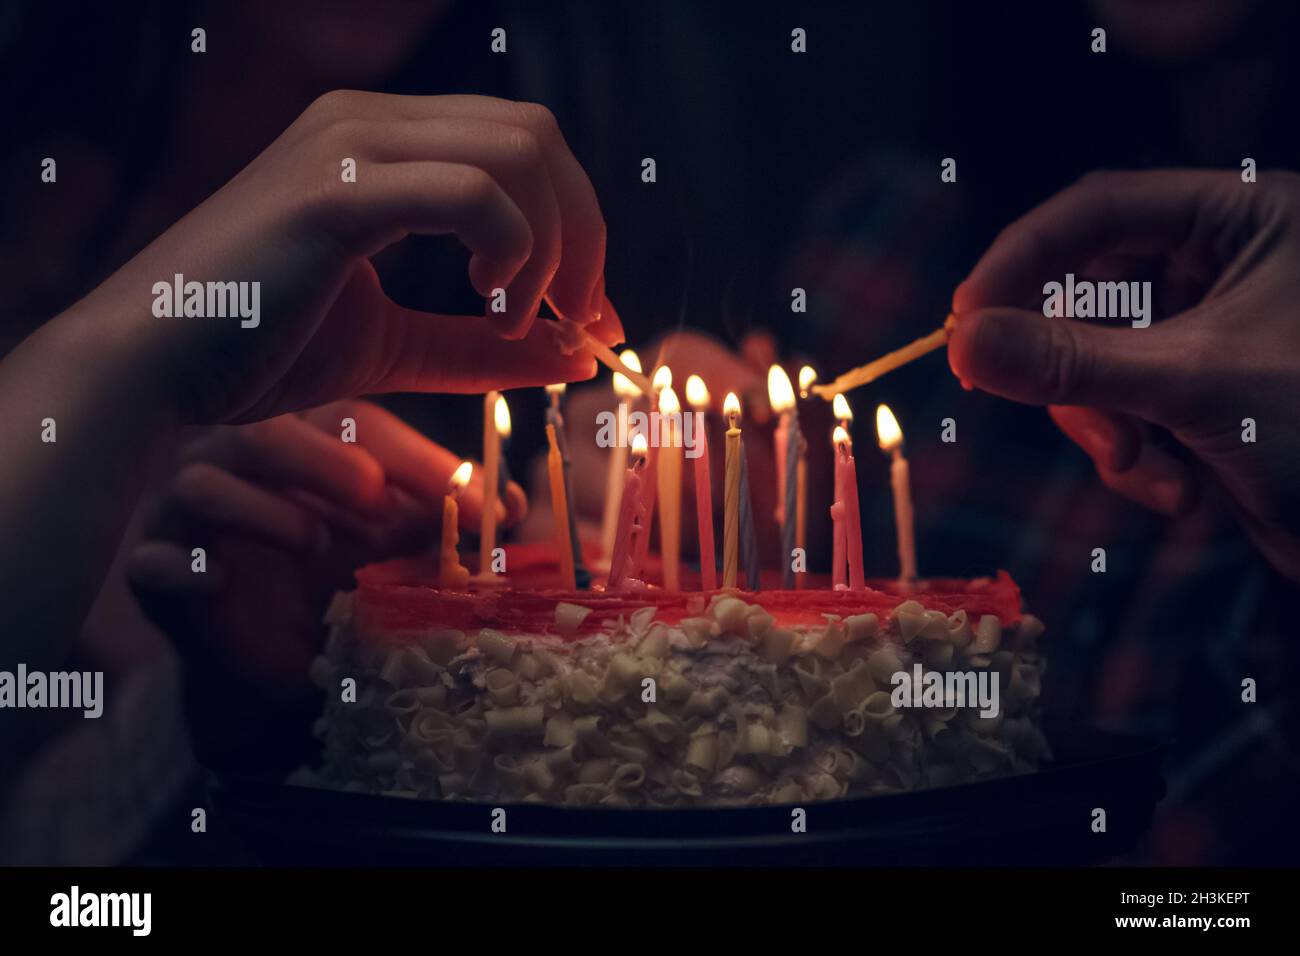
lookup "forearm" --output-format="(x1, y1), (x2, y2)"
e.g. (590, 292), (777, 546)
(0, 306), (178, 668)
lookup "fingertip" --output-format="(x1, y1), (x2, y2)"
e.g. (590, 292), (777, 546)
(503, 480), (529, 526)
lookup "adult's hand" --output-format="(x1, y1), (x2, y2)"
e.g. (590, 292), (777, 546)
(949, 169), (1300, 581)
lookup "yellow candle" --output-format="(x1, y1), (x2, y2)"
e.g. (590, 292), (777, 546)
(657, 385), (683, 591)
(876, 404), (917, 582)
(545, 423), (577, 590)
(478, 392), (509, 578)
(601, 349), (643, 563)
(440, 462), (473, 589)
(723, 391), (741, 590)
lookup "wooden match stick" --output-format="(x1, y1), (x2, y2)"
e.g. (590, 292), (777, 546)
(812, 314), (958, 400)
(574, 324), (655, 396)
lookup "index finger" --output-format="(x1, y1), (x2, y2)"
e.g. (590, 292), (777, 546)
(953, 170), (1227, 314)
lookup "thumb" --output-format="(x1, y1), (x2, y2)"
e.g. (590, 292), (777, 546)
(948, 308), (1176, 420)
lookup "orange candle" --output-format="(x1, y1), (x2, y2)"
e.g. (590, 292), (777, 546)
(440, 462), (473, 589)
(877, 404), (917, 583)
(723, 392), (741, 589)
(657, 385), (683, 591)
(686, 375), (717, 591)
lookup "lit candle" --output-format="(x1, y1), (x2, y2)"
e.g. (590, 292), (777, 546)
(876, 403), (917, 583)
(608, 433), (649, 589)
(634, 364), (672, 573)
(496, 393), (513, 498)
(830, 394), (854, 590)
(796, 366), (817, 589)
(478, 390), (505, 578)
(544, 422), (577, 590)
(723, 392), (741, 590)
(440, 462), (473, 590)
(832, 392), (853, 431)
(830, 426), (848, 590)
(768, 365), (801, 588)
(836, 424), (866, 592)
(600, 349), (643, 563)
(545, 383), (589, 588)
(657, 385), (683, 591)
(685, 375), (717, 591)
(798, 365), (818, 400)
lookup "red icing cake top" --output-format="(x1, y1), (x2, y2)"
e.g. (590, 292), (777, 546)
(352, 544), (1023, 642)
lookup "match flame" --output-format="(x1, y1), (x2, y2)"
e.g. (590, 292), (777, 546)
(832, 425), (850, 448)
(613, 349), (643, 398)
(449, 460), (473, 495)
(545, 382), (566, 397)
(494, 394), (512, 438)
(876, 403), (903, 451)
(652, 365), (672, 393)
(658, 385), (680, 416)
(631, 432), (649, 457)
(685, 374), (710, 409)
(767, 364), (796, 413)
(723, 391), (741, 421)
(798, 365), (818, 398)
(832, 393), (853, 423)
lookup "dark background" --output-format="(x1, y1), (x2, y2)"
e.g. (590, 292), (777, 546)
(1, 0), (1298, 865)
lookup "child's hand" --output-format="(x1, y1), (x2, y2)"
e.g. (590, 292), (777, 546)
(74, 91), (622, 425)
(127, 400), (523, 771)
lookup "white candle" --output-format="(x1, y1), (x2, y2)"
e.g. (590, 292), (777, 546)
(876, 403), (917, 583)
(600, 349), (643, 563)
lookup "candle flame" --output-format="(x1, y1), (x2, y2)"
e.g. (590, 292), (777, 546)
(798, 365), (818, 398)
(631, 432), (649, 457)
(767, 364), (796, 413)
(613, 349), (643, 398)
(832, 425), (850, 448)
(652, 365), (672, 393)
(685, 374), (710, 409)
(494, 394), (512, 438)
(876, 403), (903, 451)
(450, 460), (473, 493)
(832, 393), (853, 423)
(545, 382), (566, 397)
(723, 391), (741, 420)
(658, 384), (681, 415)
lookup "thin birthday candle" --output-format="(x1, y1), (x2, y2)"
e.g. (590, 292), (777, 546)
(545, 423), (577, 590)
(796, 366), (816, 589)
(768, 366), (800, 588)
(877, 403), (917, 583)
(439, 462), (473, 589)
(657, 385), (683, 591)
(495, 394), (512, 498)
(830, 427), (848, 589)
(839, 426), (866, 592)
(608, 433), (649, 588)
(722, 392), (741, 589)
(685, 375), (716, 591)
(600, 349), (643, 562)
(478, 390), (501, 578)
(634, 364), (672, 574)
(545, 383), (589, 588)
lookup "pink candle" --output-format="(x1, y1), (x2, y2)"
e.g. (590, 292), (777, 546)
(840, 432), (866, 592)
(685, 376), (716, 591)
(831, 432), (848, 590)
(608, 435), (649, 589)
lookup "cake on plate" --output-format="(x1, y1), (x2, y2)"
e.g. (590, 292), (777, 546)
(293, 546), (1048, 807)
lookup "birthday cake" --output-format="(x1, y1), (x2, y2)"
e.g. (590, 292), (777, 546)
(293, 546), (1049, 807)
